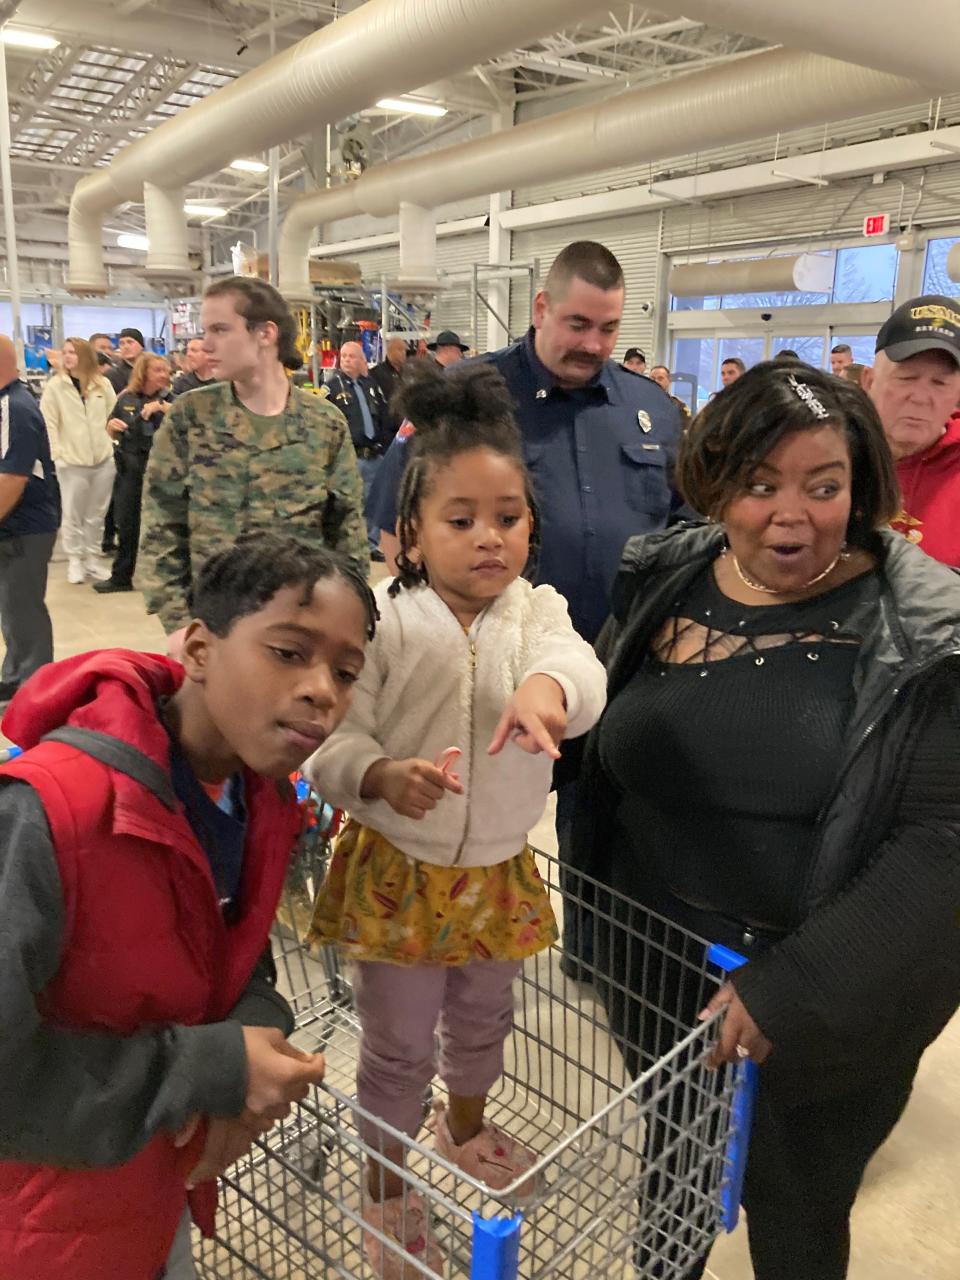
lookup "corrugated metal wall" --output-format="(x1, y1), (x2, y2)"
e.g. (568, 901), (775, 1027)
(661, 160), (960, 253)
(508, 212), (662, 357)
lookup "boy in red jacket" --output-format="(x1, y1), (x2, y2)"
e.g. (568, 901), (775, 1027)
(0, 532), (377, 1280)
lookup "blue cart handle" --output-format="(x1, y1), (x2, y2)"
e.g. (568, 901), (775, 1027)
(706, 943), (759, 1233)
(470, 1212), (523, 1280)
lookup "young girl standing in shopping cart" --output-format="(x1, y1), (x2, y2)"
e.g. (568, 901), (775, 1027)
(305, 360), (606, 1277)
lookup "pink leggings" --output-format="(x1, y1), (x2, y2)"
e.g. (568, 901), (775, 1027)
(352, 959), (521, 1142)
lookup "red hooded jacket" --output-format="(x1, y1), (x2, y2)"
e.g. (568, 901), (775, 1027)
(0, 650), (302, 1280)
(891, 411), (960, 568)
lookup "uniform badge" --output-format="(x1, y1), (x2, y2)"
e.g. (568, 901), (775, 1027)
(637, 410), (652, 433)
(535, 388), (548, 400)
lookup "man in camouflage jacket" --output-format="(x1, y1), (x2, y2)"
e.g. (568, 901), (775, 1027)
(139, 278), (369, 636)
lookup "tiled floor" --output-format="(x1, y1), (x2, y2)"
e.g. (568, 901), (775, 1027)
(4, 557), (959, 1278)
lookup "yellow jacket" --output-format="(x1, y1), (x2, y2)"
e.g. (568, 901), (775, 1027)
(40, 372), (116, 467)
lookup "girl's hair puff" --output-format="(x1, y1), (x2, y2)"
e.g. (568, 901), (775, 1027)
(389, 361), (540, 596)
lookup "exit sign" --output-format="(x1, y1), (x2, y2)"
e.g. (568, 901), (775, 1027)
(863, 213), (889, 237)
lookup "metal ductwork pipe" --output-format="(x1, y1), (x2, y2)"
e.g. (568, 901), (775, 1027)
(67, 0), (608, 295)
(669, 253), (836, 298)
(142, 183), (192, 282)
(647, 1), (960, 93)
(279, 48), (928, 300)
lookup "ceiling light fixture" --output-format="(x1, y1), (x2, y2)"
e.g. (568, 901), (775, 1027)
(375, 97), (447, 118)
(1, 28), (61, 50)
(184, 204), (227, 219)
(229, 158), (269, 174)
(117, 233), (150, 251)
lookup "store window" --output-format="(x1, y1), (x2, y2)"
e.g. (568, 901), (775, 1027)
(671, 244), (898, 311)
(673, 336), (716, 410)
(832, 244), (898, 303)
(831, 334), (878, 366)
(922, 236), (960, 296)
(772, 335), (826, 365)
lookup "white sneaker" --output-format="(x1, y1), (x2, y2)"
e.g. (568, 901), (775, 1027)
(67, 560), (86, 584)
(84, 560), (112, 581)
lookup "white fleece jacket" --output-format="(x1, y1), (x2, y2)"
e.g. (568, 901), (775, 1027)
(40, 373), (116, 467)
(305, 577), (606, 868)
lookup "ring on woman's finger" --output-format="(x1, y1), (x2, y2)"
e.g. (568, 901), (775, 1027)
(735, 1044), (751, 1059)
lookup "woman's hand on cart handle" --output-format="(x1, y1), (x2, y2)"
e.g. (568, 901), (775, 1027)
(242, 1026), (326, 1115)
(699, 983), (773, 1068)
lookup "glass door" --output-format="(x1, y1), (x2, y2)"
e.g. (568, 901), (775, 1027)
(770, 334), (827, 367)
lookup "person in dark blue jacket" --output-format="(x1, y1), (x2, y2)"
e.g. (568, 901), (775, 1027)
(0, 336), (60, 705)
(369, 241), (685, 644)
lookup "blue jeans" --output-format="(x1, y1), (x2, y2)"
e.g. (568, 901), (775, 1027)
(357, 454), (383, 552)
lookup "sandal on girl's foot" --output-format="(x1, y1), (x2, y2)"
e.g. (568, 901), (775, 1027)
(362, 1191), (443, 1280)
(430, 1104), (541, 1201)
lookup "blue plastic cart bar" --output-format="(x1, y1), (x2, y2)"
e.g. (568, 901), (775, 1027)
(706, 943), (759, 1234)
(470, 1211), (523, 1280)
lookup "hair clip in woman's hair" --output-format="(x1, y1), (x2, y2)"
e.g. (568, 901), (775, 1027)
(786, 373), (830, 421)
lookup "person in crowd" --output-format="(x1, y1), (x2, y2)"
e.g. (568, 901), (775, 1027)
(830, 342), (854, 376)
(0, 336), (59, 706)
(720, 356), (746, 387)
(173, 336), (218, 396)
(139, 277), (368, 656)
(650, 364), (692, 423)
(368, 241), (683, 976)
(94, 353), (174, 596)
(323, 341), (391, 562)
(622, 347), (646, 375)
(774, 348), (801, 362)
(0, 533), (375, 1280)
(305, 363), (606, 1278)
(570, 359), (960, 1280)
(862, 294), (960, 568)
(428, 329), (469, 368)
(369, 337), (408, 435)
(39, 336), (116, 585)
(839, 362), (868, 387)
(105, 328), (146, 394)
(89, 332), (118, 371)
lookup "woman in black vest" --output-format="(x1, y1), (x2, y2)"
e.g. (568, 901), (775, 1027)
(570, 361), (960, 1279)
(95, 353), (172, 594)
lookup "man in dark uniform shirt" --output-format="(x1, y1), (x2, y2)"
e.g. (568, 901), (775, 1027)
(172, 336), (218, 396)
(324, 341), (390, 559)
(0, 336), (60, 704)
(369, 242), (686, 975)
(369, 337), (408, 436)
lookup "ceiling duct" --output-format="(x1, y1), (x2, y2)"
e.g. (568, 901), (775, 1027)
(669, 253), (836, 298)
(66, 0), (607, 294)
(279, 49), (929, 300)
(647, 1), (960, 92)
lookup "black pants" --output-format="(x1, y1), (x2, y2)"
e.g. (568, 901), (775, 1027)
(0, 531), (56, 688)
(599, 886), (920, 1280)
(111, 451), (148, 586)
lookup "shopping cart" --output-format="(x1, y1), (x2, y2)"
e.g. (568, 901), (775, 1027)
(194, 792), (758, 1280)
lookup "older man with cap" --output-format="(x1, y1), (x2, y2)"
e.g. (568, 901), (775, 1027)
(428, 329), (469, 368)
(0, 336), (60, 705)
(863, 294), (960, 568)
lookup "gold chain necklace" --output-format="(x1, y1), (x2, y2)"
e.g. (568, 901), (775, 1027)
(729, 549), (845, 596)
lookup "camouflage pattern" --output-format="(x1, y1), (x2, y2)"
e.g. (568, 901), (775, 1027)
(139, 380), (370, 632)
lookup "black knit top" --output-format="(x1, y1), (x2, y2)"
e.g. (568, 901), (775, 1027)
(598, 564), (881, 932)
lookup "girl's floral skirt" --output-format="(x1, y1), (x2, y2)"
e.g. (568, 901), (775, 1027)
(308, 820), (558, 966)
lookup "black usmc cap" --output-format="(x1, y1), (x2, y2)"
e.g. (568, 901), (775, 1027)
(875, 295), (960, 368)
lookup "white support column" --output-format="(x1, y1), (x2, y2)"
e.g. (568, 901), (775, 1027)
(398, 202), (438, 288)
(486, 109), (514, 353)
(0, 28), (24, 370)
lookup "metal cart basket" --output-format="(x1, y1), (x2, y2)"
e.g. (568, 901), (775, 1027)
(194, 799), (756, 1280)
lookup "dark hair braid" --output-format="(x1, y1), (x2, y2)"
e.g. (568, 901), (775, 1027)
(191, 531), (378, 638)
(387, 361), (541, 597)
